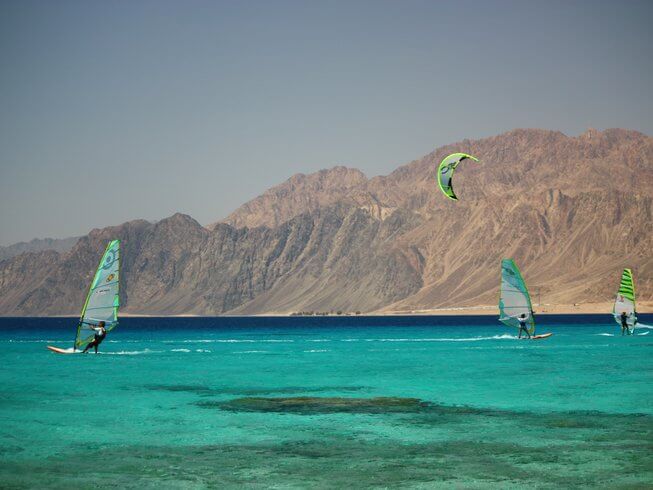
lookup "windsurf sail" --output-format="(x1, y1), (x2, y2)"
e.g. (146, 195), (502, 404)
(74, 240), (120, 349)
(437, 153), (479, 200)
(613, 268), (636, 332)
(498, 259), (535, 335)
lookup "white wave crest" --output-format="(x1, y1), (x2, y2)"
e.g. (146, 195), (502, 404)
(6, 340), (65, 343)
(100, 349), (161, 355)
(165, 339), (294, 344)
(359, 334), (517, 343)
(168, 347), (212, 353)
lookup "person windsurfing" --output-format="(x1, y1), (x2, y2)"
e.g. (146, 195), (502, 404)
(619, 311), (637, 335)
(82, 321), (107, 353)
(517, 313), (531, 339)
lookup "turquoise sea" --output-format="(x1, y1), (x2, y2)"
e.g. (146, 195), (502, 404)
(1, 315), (651, 489)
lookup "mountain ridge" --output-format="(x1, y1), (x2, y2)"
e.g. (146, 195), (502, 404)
(1, 128), (651, 316)
(0, 236), (80, 262)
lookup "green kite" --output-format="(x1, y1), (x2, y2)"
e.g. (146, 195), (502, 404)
(437, 153), (479, 200)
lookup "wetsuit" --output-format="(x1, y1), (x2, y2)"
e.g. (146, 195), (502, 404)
(83, 327), (107, 353)
(620, 313), (631, 336)
(518, 316), (531, 339)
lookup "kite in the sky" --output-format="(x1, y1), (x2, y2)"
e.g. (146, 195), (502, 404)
(437, 153), (479, 200)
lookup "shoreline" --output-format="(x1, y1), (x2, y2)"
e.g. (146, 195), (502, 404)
(376, 302), (653, 316)
(2, 302), (651, 318)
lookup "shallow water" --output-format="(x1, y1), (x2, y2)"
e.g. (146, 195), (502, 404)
(1, 315), (651, 488)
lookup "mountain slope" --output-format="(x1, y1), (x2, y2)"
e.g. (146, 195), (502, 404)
(0, 207), (423, 315)
(218, 127), (653, 311)
(0, 128), (651, 316)
(216, 166), (368, 229)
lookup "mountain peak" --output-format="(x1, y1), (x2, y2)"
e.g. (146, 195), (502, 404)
(215, 166), (369, 229)
(160, 213), (202, 227)
(213, 127), (653, 231)
(581, 128), (600, 139)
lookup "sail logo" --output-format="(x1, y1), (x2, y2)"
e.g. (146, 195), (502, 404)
(106, 273), (115, 283)
(102, 250), (117, 270)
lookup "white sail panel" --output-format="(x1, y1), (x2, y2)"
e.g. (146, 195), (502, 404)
(498, 259), (535, 335)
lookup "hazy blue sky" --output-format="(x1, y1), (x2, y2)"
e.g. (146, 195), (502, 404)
(1, 0), (652, 245)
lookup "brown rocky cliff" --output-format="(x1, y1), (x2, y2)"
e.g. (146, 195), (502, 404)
(0, 206), (423, 315)
(216, 127), (653, 310)
(216, 166), (369, 229)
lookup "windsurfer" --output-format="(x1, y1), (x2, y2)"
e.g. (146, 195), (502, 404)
(620, 311), (632, 336)
(517, 313), (531, 339)
(82, 321), (107, 353)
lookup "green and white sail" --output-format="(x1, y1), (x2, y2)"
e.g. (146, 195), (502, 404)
(613, 268), (636, 332)
(498, 259), (535, 335)
(437, 153), (479, 200)
(75, 240), (120, 349)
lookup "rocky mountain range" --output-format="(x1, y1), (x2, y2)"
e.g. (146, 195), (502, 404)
(0, 236), (79, 262)
(1, 128), (651, 315)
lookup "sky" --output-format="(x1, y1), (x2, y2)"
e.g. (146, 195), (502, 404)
(1, 0), (652, 245)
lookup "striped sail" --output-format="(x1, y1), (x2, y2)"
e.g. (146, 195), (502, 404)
(613, 268), (636, 332)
